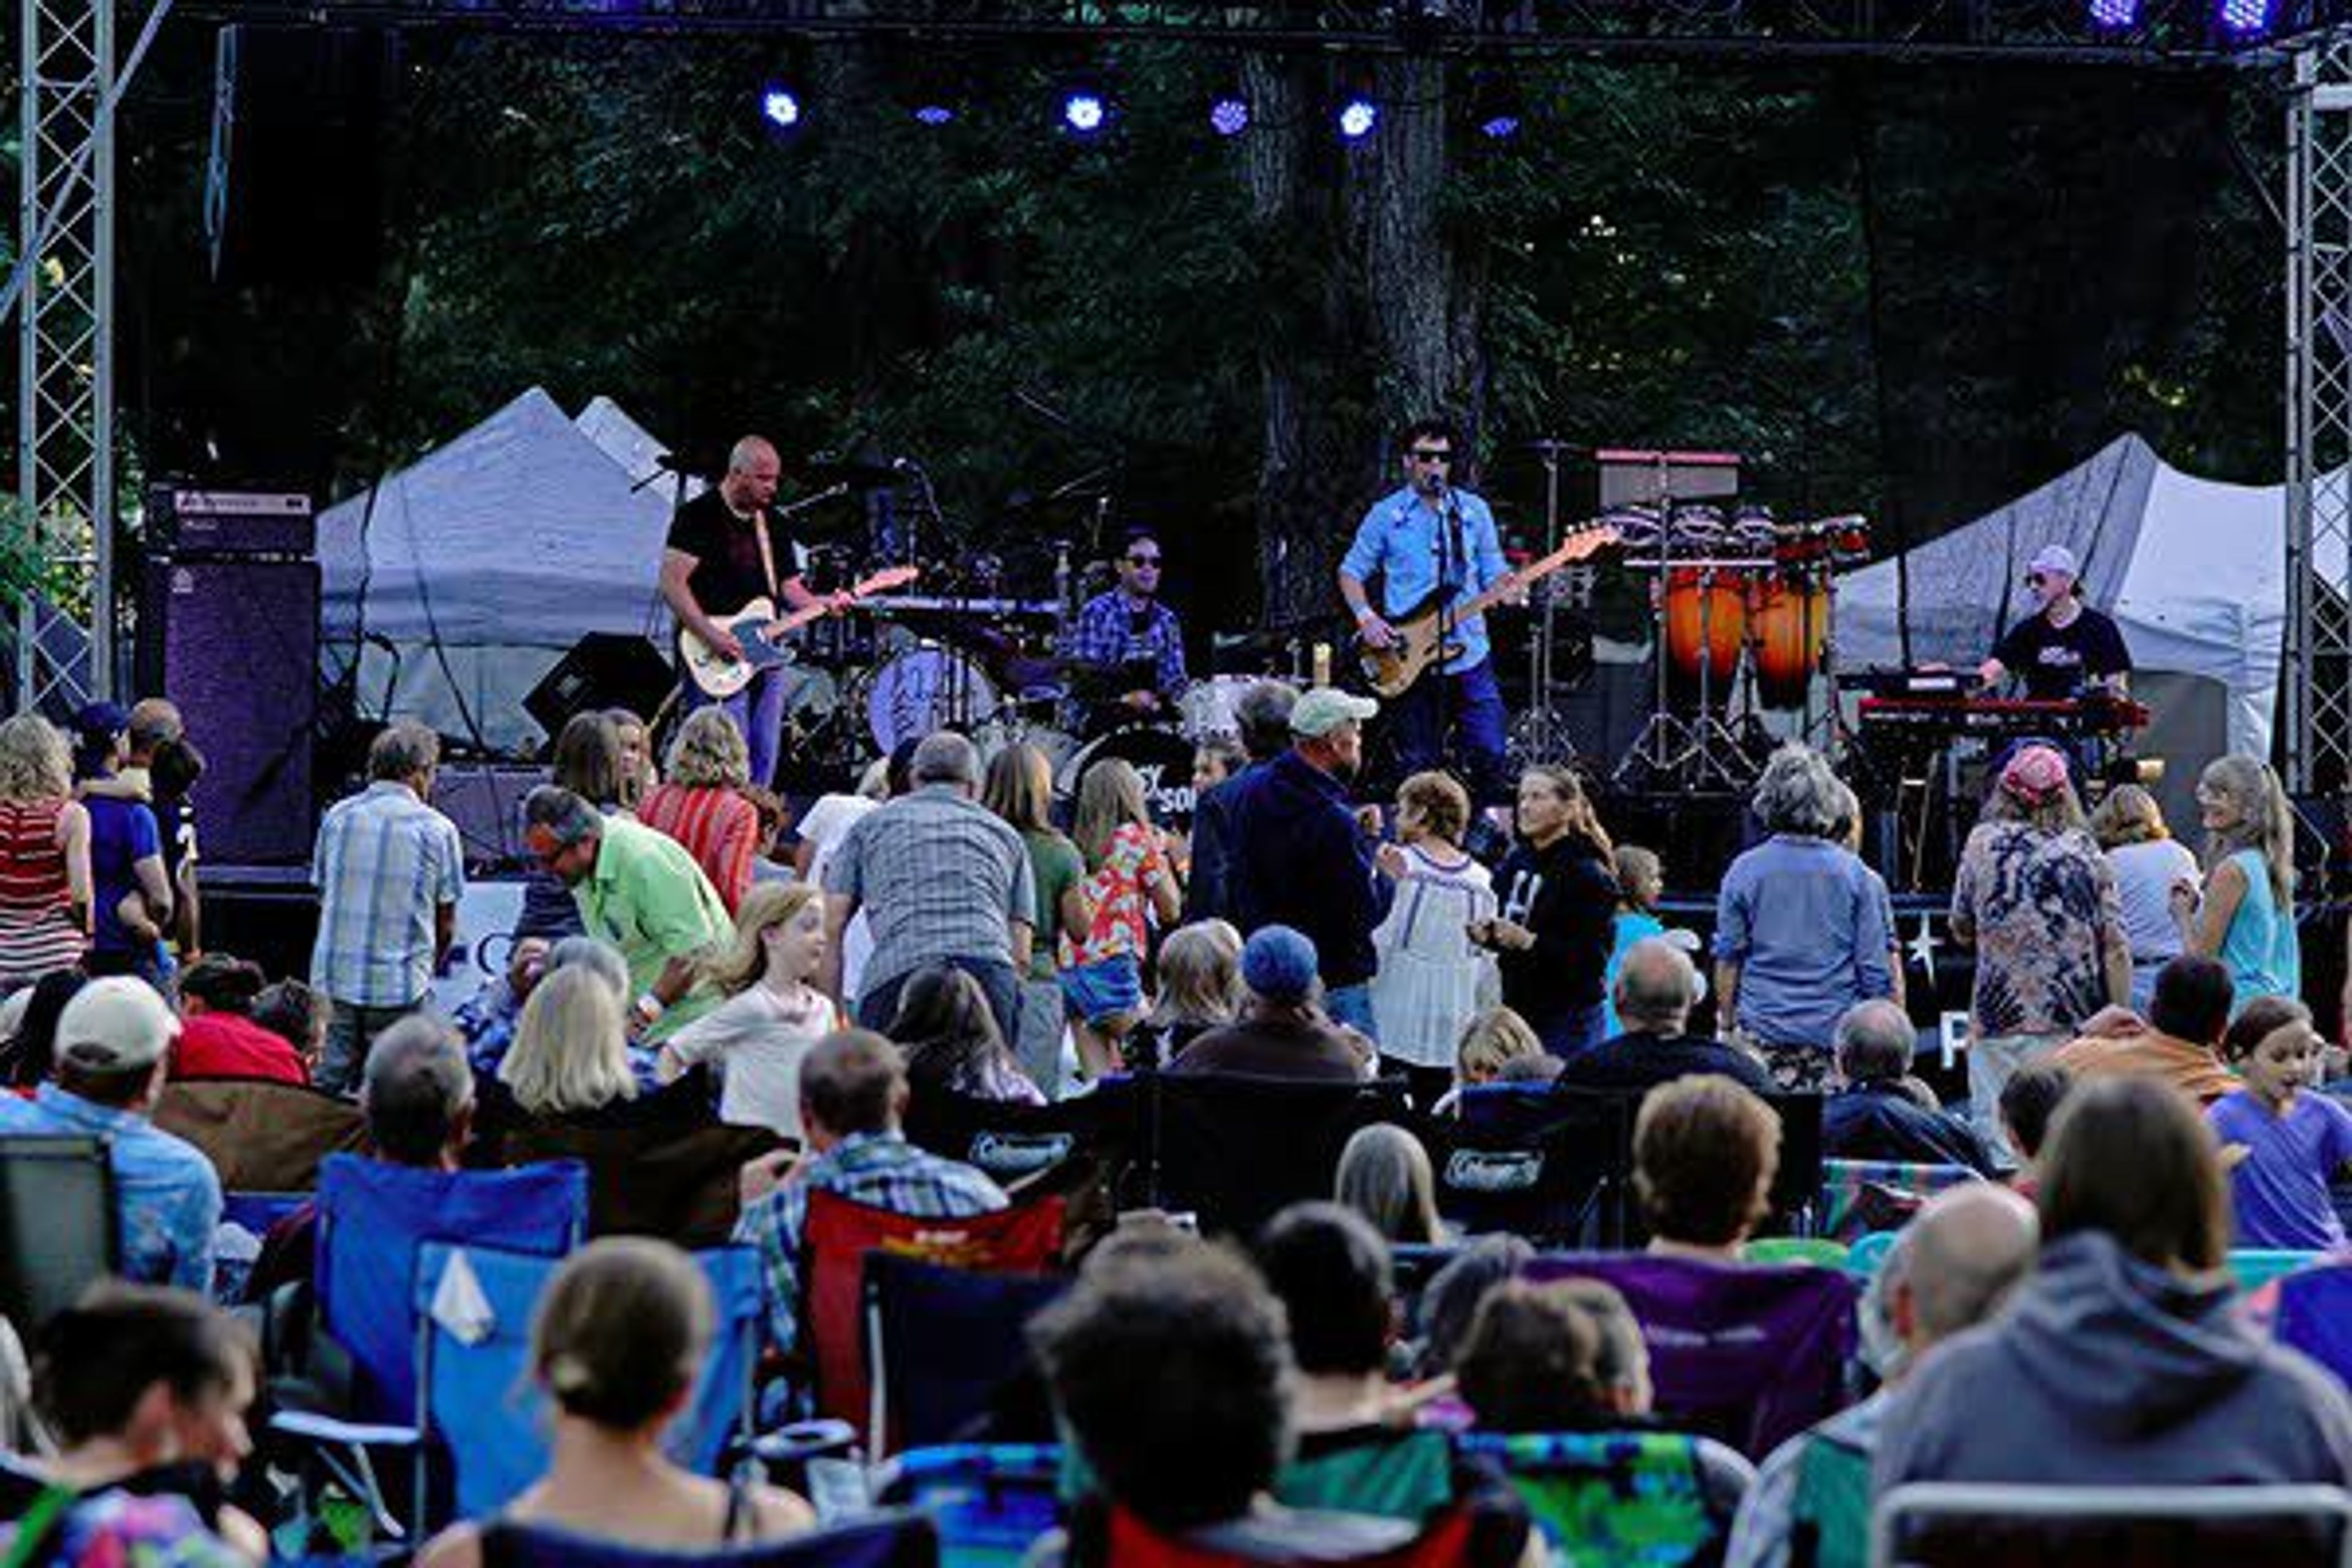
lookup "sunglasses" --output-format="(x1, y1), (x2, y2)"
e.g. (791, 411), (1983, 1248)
(1126, 554), (1162, 566)
(1409, 449), (1454, 464)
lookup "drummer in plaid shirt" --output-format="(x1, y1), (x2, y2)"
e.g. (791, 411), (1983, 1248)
(733, 1028), (1006, 1356)
(1067, 529), (1188, 738)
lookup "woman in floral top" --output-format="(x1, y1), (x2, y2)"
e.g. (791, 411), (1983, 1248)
(1950, 744), (2128, 1164)
(1061, 760), (1180, 1077)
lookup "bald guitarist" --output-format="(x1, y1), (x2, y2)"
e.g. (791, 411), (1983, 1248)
(1339, 418), (1523, 807)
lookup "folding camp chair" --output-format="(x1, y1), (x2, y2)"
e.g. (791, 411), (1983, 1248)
(1438, 1087), (1630, 1248)
(801, 1189), (1065, 1442)
(493, 1078), (780, 1247)
(1526, 1252), (1858, 1460)
(214, 1190), (307, 1307)
(2234, 1248), (2324, 1294)
(1455, 1431), (1727, 1566)
(1815, 1159), (1978, 1243)
(0, 1135), (115, 1331)
(902, 1081), (1142, 1199)
(153, 1077), (365, 1191)
(472, 1509), (940, 1568)
(309, 1152), (589, 1423)
(1089, 1498), (1484, 1567)
(2277, 1263), (2352, 1385)
(864, 1252), (1068, 1458)
(1869, 1482), (2352, 1568)
(1147, 1074), (1409, 1238)
(875, 1444), (1063, 1568)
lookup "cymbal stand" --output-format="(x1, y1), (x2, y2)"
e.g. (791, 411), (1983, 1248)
(1613, 459), (1696, 788)
(1515, 440), (1578, 767)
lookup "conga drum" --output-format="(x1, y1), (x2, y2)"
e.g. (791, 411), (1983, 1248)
(1747, 576), (1830, 710)
(1664, 568), (1746, 692)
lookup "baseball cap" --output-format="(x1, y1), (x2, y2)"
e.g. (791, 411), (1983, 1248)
(1241, 924), (1321, 1004)
(2028, 544), (2079, 579)
(54, 976), (180, 1075)
(1999, 744), (2071, 807)
(1289, 687), (1379, 739)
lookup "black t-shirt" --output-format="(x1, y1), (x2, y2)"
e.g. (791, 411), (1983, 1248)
(1991, 603), (2132, 700)
(664, 488), (802, 616)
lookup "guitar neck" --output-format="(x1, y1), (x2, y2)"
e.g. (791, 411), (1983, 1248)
(1447, 531), (1606, 623)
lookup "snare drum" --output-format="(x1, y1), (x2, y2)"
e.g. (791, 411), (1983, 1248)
(848, 644), (998, 755)
(1179, 676), (1263, 744)
(1056, 726), (1199, 828)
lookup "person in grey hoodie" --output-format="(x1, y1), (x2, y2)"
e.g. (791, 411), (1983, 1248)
(1875, 1074), (2352, 1491)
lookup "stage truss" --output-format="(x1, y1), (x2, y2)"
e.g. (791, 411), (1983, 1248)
(12, 0), (2352, 725)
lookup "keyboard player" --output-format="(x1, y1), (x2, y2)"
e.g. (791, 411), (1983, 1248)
(1977, 543), (2133, 700)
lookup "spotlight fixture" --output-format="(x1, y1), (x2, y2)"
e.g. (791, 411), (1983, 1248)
(1336, 95), (1379, 141)
(1468, 71), (1525, 140)
(2216, 0), (2271, 34)
(1061, 89), (1111, 135)
(2086, 0), (2140, 26)
(1209, 93), (1251, 137)
(913, 102), (957, 126)
(759, 84), (803, 131)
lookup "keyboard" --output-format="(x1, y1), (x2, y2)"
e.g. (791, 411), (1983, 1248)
(1855, 694), (2152, 739)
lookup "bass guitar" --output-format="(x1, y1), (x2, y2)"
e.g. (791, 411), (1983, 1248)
(1357, 525), (1618, 699)
(679, 565), (920, 699)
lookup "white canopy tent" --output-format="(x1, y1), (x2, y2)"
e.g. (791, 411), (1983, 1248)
(317, 388), (679, 755)
(1837, 435), (2339, 805)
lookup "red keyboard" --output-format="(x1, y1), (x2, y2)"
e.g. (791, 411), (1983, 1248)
(1855, 695), (2152, 739)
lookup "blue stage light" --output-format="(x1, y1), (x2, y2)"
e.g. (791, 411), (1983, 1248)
(2086, 0), (2139, 25)
(913, 103), (956, 126)
(760, 86), (802, 130)
(1337, 96), (1378, 141)
(1210, 95), (1251, 137)
(1062, 91), (1109, 134)
(1479, 112), (1521, 138)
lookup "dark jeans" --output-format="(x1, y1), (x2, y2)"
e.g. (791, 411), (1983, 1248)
(322, 998), (423, 1097)
(858, 957), (1021, 1052)
(1392, 657), (1513, 807)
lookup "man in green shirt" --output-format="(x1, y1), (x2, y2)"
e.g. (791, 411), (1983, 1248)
(524, 785), (731, 1041)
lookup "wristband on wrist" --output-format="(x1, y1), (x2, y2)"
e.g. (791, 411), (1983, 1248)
(633, 991), (665, 1021)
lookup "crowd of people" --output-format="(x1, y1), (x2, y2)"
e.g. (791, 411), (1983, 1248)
(0, 682), (2347, 1566)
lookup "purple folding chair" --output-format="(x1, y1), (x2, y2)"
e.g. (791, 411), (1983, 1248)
(1525, 1253), (1858, 1460)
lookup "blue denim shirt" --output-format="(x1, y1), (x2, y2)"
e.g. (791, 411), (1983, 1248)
(0, 1084), (222, 1293)
(1341, 484), (1508, 674)
(1713, 835), (1896, 1050)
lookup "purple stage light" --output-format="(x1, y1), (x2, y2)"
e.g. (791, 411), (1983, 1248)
(2217, 0), (2271, 34)
(1210, 96), (1251, 137)
(1337, 97), (1378, 141)
(1479, 113), (1521, 138)
(2087, 0), (2139, 25)
(913, 103), (956, 126)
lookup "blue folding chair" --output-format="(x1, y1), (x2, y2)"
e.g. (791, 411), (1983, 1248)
(312, 1153), (589, 1423)
(875, 1445), (1062, 1568)
(471, 1510), (939, 1568)
(414, 1239), (767, 1527)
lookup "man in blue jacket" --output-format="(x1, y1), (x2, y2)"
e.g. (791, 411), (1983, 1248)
(1226, 688), (1386, 1040)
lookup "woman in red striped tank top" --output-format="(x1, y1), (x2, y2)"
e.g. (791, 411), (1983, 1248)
(0, 714), (91, 992)
(636, 706), (761, 916)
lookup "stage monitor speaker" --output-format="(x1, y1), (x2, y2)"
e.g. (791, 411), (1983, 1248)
(432, 762), (550, 872)
(524, 633), (676, 744)
(137, 557), (319, 866)
(205, 24), (399, 288)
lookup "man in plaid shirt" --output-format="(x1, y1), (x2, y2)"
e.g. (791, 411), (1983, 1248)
(733, 1028), (1006, 1355)
(1067, 529), (1188, 737)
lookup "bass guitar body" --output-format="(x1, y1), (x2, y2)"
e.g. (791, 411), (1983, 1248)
(1357, 597), (1464, 699)
(679, 598), (793, 699)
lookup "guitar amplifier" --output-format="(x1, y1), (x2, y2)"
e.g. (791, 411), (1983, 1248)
(148, 486), (315, 557)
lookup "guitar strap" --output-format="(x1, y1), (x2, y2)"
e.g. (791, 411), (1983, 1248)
(750, 507), (782, 603)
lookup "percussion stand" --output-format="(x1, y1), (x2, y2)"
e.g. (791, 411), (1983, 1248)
(1611, 482), (1697, 790)
(1684, 560), (1757, 791)
(1517, 439), (1578, 767)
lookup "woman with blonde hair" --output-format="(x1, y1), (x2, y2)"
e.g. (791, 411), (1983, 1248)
(2174, 754), (2299, 1014)
(1472, 765), (1618, 1058)
(417, 1238), (813, 1568)
(1369, 771), (1498, 1097)
(499, 966), (642, 1118)
(984, 742), (1089, 1093)
(637, 707), (762, 915)
(2090, 783), (2201, 1013)
(1334, 1122), (1446, 1245)
(0, 714), (90, 992)
(1061, 759), (1180, 1077)
(657, 881), (836, 1136)
(1132, 919), (1242, 1068)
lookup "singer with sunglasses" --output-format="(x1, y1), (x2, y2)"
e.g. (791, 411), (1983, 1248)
(1976, 543), (2133, 701)
(1338, 418), (1520, 807)
(1068, 529), (1189, 738)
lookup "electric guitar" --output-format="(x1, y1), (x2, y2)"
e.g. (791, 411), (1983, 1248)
(679, 565), (920, 699)
(1357, 525), (1619, 699)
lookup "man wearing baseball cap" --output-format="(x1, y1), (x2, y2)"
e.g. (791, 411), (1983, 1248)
(1976, 543), (2133, 702)
(0, 976), (221, 1292)
(1224, 688), (1387, 1039)
(1169, 925), (1368, 1081)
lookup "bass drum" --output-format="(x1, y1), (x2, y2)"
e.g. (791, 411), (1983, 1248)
(1179, 676), (1264, 744)
(1747, 576), (1830, 710)
(848, 644), (998, 755)
(974, 718), (1081, 780)
(1056, 725), (1199, 829)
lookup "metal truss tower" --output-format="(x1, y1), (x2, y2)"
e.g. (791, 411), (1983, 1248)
(14, 0), (115, 710)
(2288, 31), (2352, 793)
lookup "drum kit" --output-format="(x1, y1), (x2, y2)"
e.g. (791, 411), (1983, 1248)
(1608, 499), (1871, 791)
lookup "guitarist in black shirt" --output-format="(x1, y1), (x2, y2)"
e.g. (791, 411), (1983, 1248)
(658, 435), (843, 788)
